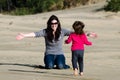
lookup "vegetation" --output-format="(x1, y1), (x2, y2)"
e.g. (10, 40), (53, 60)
(104, 0), (120, 12)
(1, 0), (98, 15)
(0, 0), (63, 15)
(1, 0), (119, 15)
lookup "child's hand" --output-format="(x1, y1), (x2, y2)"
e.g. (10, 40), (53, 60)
(64, 40), (69, 44)
(16, 33), (24, 40)
(64, 40), (67, 44)
(88, 32), (97, 38)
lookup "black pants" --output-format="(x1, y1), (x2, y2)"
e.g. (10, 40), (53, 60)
(72, 50), (84, 72)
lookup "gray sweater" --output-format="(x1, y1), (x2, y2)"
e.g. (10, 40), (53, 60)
(34, 28), (71, 55)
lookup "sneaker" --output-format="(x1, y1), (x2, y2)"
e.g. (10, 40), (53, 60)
(64, 64), (70, 69)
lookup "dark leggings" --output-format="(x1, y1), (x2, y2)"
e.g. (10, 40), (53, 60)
(44, 54), (65, 69)
(72, 50), (84, 72)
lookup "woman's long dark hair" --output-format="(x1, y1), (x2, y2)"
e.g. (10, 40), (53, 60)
(72, 21), (85, 35)
(45, 15), (61, 42)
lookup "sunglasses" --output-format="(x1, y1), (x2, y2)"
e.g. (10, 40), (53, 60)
(51, 22), (58, 25)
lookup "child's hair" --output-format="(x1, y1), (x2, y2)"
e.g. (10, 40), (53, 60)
(72, 21), (85, 34)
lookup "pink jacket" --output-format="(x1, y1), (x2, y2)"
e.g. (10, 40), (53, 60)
(65, 33), (92, 51)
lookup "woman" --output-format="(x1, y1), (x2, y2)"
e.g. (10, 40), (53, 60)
(16, 15), (97, 69)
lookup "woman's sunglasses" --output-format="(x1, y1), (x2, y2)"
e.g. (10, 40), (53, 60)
(51, 22), (58, 25)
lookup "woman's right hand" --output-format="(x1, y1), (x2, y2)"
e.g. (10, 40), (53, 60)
(16, 33), (25, 40)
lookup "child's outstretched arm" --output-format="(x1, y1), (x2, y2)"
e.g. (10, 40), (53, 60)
(16, 32), (35, 40)
(86, 32), (97, 38)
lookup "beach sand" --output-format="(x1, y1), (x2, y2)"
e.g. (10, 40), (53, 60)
(0, 1), (120, 80)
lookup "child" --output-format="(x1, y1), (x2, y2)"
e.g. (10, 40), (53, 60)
(65, 21), (92, 76)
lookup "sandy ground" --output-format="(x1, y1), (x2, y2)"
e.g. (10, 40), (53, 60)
(0, 1), (120, 80)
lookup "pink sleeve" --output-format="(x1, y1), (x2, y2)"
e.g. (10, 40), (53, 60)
(82, 34), (92, 45)
(65, 34), (72, 44)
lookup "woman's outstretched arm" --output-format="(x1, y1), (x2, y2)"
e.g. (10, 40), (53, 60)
(16, 32), (35, 40)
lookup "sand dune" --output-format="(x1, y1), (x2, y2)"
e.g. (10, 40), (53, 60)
(0, 1), (120, 80)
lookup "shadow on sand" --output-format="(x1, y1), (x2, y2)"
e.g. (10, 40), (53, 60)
(0, 62), (70, 69)
(0, 62), (45, 69)
(0, 63), (96, 80)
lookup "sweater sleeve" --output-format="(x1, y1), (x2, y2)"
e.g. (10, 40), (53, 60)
(65, 34), (72, 44)
(82, 34), (92, 45)
(62, 28), (72, 36)
(34, 29), (46, 37)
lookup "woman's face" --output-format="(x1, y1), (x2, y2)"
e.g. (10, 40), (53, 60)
(51, 19), (58, 31)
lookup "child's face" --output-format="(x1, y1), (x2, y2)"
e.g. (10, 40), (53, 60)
(51, 19), (58, 31)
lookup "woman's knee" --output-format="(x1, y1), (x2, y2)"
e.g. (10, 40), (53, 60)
(45, 63), (54, 69)
(57, 64), (64, 69)
(44, 54), (54, 69)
